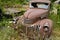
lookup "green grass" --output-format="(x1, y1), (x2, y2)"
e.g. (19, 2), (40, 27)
(0, 13), (60, 40)
(49, 13), (60, 40)
(0, 2), (60, 40)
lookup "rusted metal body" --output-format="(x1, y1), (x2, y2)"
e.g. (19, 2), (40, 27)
(15, 0), (53, 40)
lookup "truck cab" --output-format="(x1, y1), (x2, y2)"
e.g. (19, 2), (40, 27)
(24, 0), (51, 24)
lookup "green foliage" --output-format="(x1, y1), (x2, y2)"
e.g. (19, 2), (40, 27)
(0, 0), (28, 7)
(51, 0), (56, 2)
(0, 0), (60, 40)
(0, 26), (19, 40)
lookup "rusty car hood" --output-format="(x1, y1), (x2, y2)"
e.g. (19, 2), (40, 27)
(24, 8), (48, 19)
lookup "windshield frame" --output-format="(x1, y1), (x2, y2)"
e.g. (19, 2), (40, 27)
(29, 2), (50, 10)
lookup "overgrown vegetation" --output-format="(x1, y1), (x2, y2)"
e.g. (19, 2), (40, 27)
(0, 0), (28, 7)
(0, 0), (60, 40)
